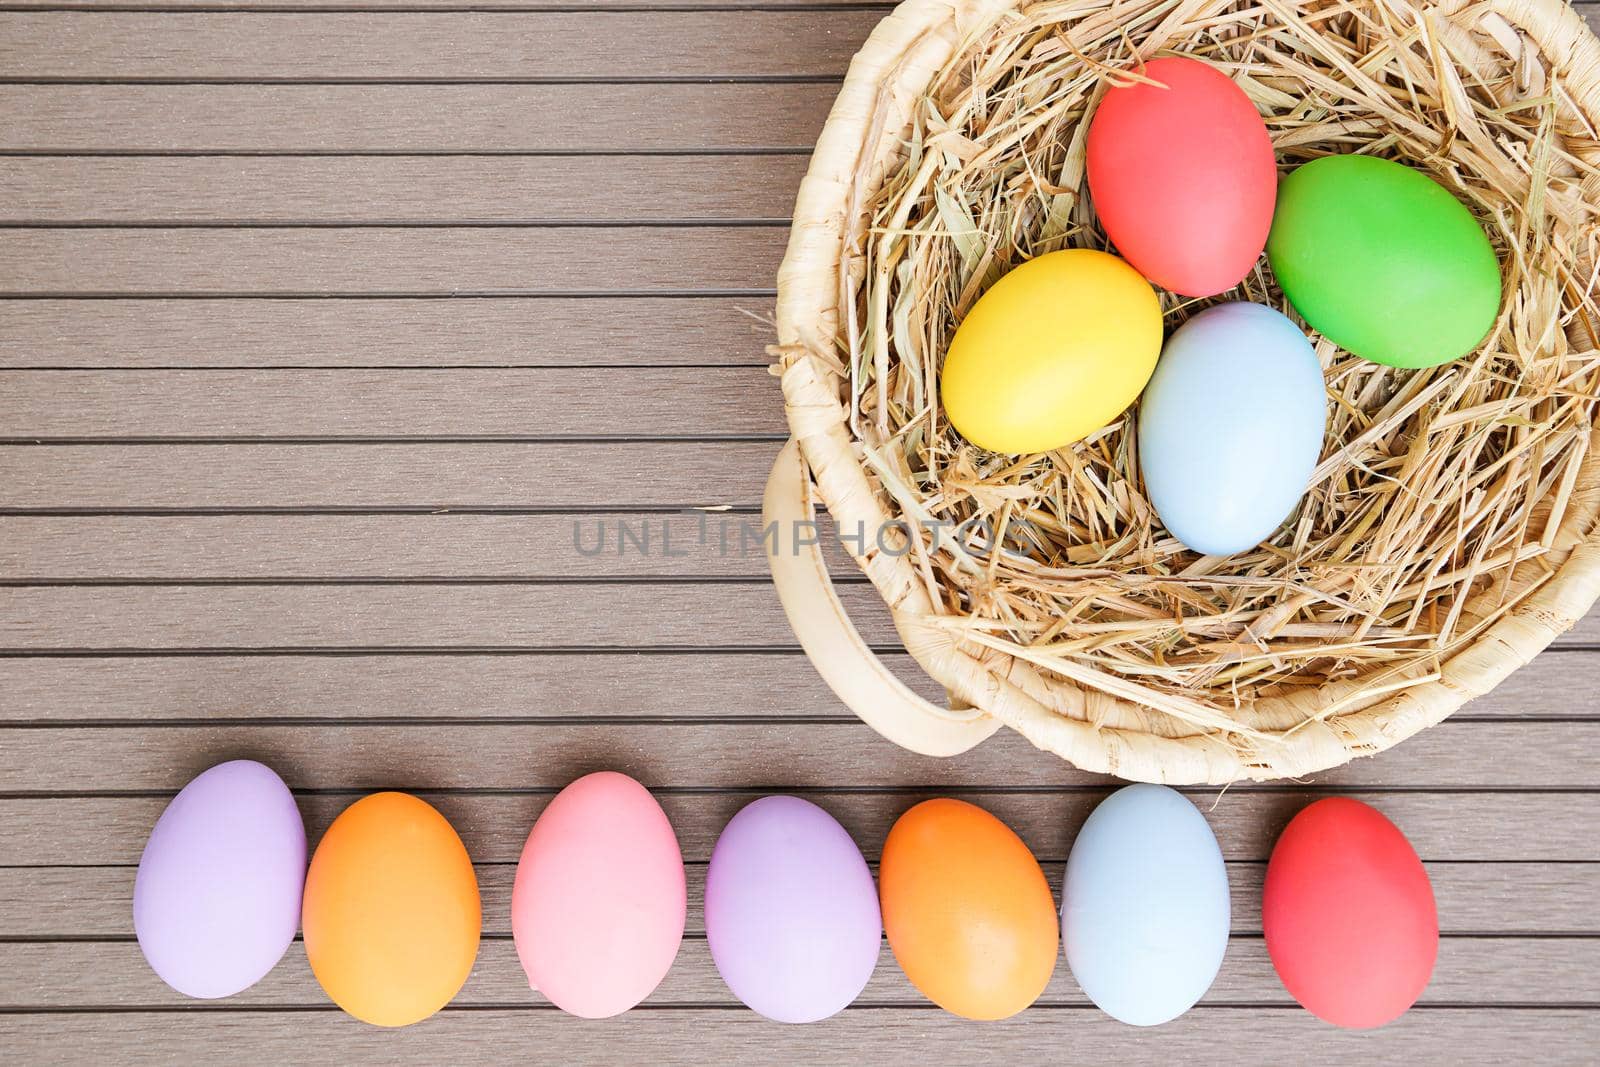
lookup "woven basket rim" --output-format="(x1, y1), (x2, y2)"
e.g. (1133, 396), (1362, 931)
(773, 0), (1600, 783)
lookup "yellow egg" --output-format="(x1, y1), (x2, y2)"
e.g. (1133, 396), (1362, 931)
(302, 792), (480, 1027)
(940, 249), (1163, 453)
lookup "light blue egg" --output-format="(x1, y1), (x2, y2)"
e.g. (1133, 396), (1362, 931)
(1138, 301), (1326, 555)
(1063, 784), (1230, 1026)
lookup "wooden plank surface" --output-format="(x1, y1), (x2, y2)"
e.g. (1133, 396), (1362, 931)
(5, 936), (1597, 1010)
(8, 579), (1600, 650)
(0, 583), (841, 649)
(2, 2), (1598, 1062)
(0, 0), (892, 12)
(0, 368), (785, 437)
(0, 298), (778, 368)
(3, 722), (1598, 792)
(2, 1009), (1594, 1065)
(0, 11), (880, 78)
(0, 513), (826, 578)
(0, 442), (777, 508)
(0, 84), (837, 151)
(0, 514), (813, 578)
(0, 156), (809, 224)
(1, 7), (1593, 80)
(5, 645), (1600, 720)
(0, 227), (786, 295)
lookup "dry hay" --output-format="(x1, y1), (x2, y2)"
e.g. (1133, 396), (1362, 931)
(826, 0), (1600, 728)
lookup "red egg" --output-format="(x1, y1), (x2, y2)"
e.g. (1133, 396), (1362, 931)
(1086, 56), (1276, 297)
(1262, 798), (1437, 1028)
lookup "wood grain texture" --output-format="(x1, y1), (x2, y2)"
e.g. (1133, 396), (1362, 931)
(7, 579), (1600, 651)
(0, 298), (779, 368)
(5, 791), (1595, 866)
(0, 582), (828, 649)
(0, 156), (809, 223)
(0, 0), (1585, 14)
(0, 0), (891, 7)
(0, 84), (836, 151)
(0, 368), (784, 437)
(0, 1), (1588, 49)
(4, 936), (1597, 1011)
(0, 11), (879, 79)
(0, 514), (822, 579)
(2, 1008), (1594, 1065)
(0, 227), (785, 295)
(6, 860), (1597, 939)
(1, 722), (1597, 792)
(0, 442), (778, 508)
(4, 642), (1600, 723)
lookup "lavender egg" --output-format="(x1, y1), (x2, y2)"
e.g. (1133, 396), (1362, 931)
(134, 760), (306, 998)
(705, 796), (880, 1023)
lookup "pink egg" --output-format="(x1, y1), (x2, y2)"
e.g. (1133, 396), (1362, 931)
(511, 771), (686, 1017)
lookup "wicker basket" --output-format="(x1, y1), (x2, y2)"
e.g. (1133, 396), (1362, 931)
(765, 0), (1600, 783)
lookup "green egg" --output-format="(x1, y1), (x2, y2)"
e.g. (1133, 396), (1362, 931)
(1266, 155), (1501, 369)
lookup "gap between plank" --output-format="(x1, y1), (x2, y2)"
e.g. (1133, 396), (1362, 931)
(0, 148), (817, 157)
(0, 219), (794, 228)
(0, 1002), (1589, 1015)
(0, 290), (781, 299)
(0, 435), (791, 445)
(0, 76), (846, 86)
(0, 3), (898, 11)
(3, 714), (1600, 729)
(4, 784), (1598, 800)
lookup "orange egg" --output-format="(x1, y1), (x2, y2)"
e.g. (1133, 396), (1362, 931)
(879, 798), (1057, 1019)
(302, 792), (480, 1027)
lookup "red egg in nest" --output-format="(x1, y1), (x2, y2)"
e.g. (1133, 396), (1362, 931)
(1263, 798), (1438, 1028)
(1086, 56), (1277, 298)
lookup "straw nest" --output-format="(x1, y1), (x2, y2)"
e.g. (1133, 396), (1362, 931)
(771, 0), (1600, 780)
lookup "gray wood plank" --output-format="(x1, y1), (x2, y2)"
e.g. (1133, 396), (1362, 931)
(0, 650), (926, 722)
(3, 791), (1592, 867)
(3, 860), (1594, 938)
(6, 581), (1600, 652)
(4, 638), (1600, 722)
(1, 1008), (1593, 1065)
(0, 442), (779, 508)
(3, 935), (1595, 1012)
(0, 514), (815, 580)
(7, 2), (1587, 68)
(0, 582), (837, 650)
(0, 156), (808, 224)
(0, 11), (878, 79)
(0, 721), (1595, 792)
(0, 368), (783, 438)
(0, 651), (916, 721)
(0, 0), (887, 6)
(0, 84), (835, 151)
(0, 0), (1580, 15)
(0, 298), (780, 368)
(0, 227), (785, 296)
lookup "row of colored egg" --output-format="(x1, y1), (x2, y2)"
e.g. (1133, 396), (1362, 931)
(940, 56), (1501, 556)
(136, 761), (1438, 1029)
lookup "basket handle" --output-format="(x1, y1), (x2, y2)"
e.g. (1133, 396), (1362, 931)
(763, 439), (1001, 756)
